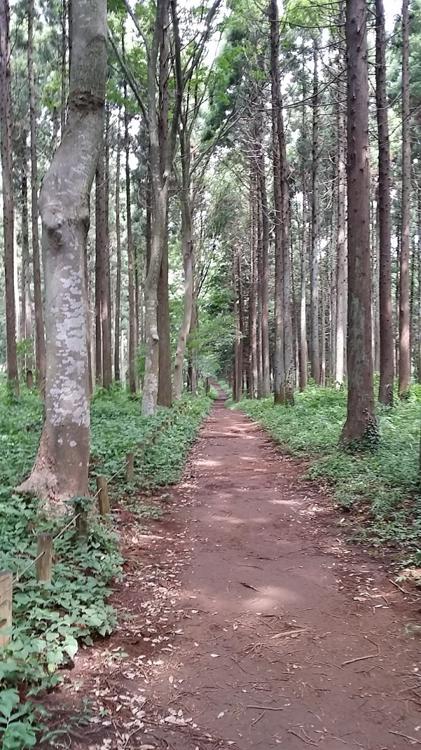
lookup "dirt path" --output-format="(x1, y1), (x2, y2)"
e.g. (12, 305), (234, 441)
(49, 399), (421, 750)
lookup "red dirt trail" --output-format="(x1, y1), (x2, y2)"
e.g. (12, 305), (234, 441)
(48, 399), (421, 750)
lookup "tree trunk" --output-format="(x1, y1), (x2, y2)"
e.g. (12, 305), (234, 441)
(335, 87), (347, 388)
(102, 111), (112, 388)
(249, 168), (258, 398)
(157, 231), (172, 406)
(0, 0), (19, 393)
(114, 113), (122, 382)
(269, 0), (285, 404)
(95, 160), (103, 385)
(399, 0), (411, 398)
(173, 127), (194, 399)
(310, 41), (321, 385)
(28, 0), (46, 390)
(258, 145), (270, 397)
(18, 0), (107, 507)
(340, 0), (377, 447)
(20, 162), (33, 363)
(124, 80), (137, 394)
(233, 245), (243, 402)
(60, 0), (67, 137)
(142, 0), (176, 416)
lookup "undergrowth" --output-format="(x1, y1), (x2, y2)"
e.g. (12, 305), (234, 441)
(0, 385), (211, 748)
(238, 385), (421, 564)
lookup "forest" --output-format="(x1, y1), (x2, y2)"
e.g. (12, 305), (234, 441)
(0, 0), (420, 747)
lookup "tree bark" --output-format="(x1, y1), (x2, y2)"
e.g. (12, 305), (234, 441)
(0, 0), (19, 393)
(399, 0), (411, 398)
(28, 0), (46, 390)
(114, 112), (122, 382)
(20, 160), (33, 360)
(258, 145), (270, 397)
(310, 41), (321, 385)
(173, 124), (194, 399)
(340, 0), (377, 447)
(270, 0), (292, 404)
(18, 0), (107, 507)
(124, 79), (137, 394)
(157, 231), (172, 406)
(335, 85), (347, 388)
(142, 0), (176, 415)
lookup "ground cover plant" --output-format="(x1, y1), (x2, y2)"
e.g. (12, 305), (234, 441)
(238, 385), (421, 564)
(0, 384), (211, 748)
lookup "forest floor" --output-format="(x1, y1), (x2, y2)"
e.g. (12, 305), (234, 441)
(44, 397), (421, 750)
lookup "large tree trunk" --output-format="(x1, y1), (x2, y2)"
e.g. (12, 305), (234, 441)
(233, 245), (243, 402)
(20, 159), (33, 372)
(18, 0), (107, 508)
(258, 146), (270, 397)
(95, 130), (112, 389)
(269, 0), (285, 404)
(335, 85), (347, 388)
(340, 0), (377, 447)
(399, 0), (411, 398)
(375, 0), (394, 406)
(310, 42), (321, 385)
(0, 0), (19, 393)
(95, 161), (103, 385)
(28, 0), (46, 390)
(124, 83), (137, 394)
(114, 113), (122, 382)
(173, 142), (194, 399)
(157, 231), (172, 406)
(142, 0), (175, 416)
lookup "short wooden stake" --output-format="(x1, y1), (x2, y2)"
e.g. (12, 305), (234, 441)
(0, 571), (12, 647)
(76, 507), (88, 538)
(36, 534), (53, 583)
(26, 369), (34, 389)
(96, 476), (110, 515)
(126, 452), (134, 482)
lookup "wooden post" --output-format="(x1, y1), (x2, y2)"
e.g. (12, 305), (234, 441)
(26, 369), (33, 389)
(0, 571), (12, 646)
(75, 504), (88, 538)
(36, 534), (53, 583)
(205, 376), (210, 395)
(96, 475), (110, 515)
(126, 452), (134, 482)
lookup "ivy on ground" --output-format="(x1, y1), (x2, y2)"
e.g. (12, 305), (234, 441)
(238, 384), (421, 566)
(0, 385), (211, 748)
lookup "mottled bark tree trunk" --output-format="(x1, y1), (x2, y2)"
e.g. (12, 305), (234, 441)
(0, 0), (18, 393)
(28, 0), (46, 389)
(399, 0), (411, 398)
(18, 0), (107, 507)
(340, 0), (377, 447)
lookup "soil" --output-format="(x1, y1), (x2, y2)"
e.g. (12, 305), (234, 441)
(44, 398), (421, 750)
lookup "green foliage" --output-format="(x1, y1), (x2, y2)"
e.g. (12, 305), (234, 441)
(0, 384), (211, 744)
(239, 385), (421, 560)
